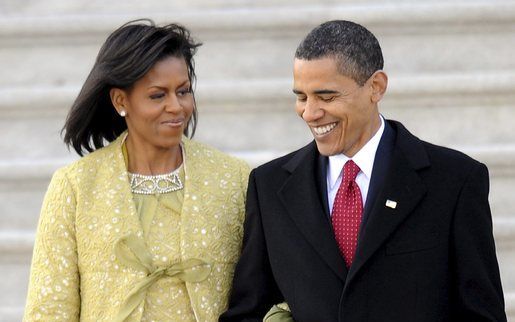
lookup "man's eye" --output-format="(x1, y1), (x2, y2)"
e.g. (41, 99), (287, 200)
(150, 93), (165, 100)
(296, 96), (307, 102)
(321, 96), (335, 102)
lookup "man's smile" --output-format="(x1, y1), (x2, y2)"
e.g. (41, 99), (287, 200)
(312, 122), (337, 136)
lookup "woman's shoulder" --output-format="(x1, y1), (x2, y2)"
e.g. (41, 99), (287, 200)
(183, 138), (250, 171)
(55, 137), (124, 181)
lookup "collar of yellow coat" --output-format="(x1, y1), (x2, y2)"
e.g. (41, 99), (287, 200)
(104, 131), (197, 176)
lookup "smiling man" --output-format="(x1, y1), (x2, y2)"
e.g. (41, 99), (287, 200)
(220, 20), (506, 322)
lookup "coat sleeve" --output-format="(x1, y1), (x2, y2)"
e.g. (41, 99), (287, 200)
(23, 168), (80, 321)
(237, 159), (251, 210)
(220, 169), (283, 322)
(451, 162), (507, 321)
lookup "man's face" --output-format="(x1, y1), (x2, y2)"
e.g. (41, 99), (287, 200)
(293, 57), (381, 157)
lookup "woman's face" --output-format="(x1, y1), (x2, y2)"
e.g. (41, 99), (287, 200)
(112, 56), (194, 152)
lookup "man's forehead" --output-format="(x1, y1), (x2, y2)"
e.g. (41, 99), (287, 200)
(294, 60), (357, 89)
(294, 56), (339, 69)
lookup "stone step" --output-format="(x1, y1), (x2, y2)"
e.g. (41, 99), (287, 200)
(1, 2), (514, 87)
(1, 71), (514, 159)
(3, 71), (514, 115)
(2, 0), (508, 15)
(2, 1), (514, 321)
(3, 216), (513, 267)
(2, 1), (514, 36)
(1, 216), (514, 322)
(0, 298), (506, 321)
(1, 145), (515, 232)
(508, 292), (515, 321)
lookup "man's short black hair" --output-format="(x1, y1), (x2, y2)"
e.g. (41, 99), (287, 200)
(295, 20), (384, 85)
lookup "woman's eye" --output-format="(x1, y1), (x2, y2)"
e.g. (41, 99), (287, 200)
(177, 88), (192, 96)
(150, 93), (165, 100)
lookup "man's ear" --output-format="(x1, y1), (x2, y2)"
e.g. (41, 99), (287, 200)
(109, 88), (128, 115)
(369, 71), (388, 103)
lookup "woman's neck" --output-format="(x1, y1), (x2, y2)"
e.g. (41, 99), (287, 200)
(124, 135), (183, 175)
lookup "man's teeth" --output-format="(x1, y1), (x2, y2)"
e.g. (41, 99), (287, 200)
(313, 123), (337, 135)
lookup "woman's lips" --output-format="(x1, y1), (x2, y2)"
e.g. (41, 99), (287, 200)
(161, 119), (184, 128)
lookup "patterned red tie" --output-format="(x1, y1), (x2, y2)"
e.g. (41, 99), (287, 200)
(331, 160), (363, 267)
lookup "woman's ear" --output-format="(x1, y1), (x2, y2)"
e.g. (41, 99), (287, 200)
(369, 71), (388, 103)
(109, 88), (128, 116)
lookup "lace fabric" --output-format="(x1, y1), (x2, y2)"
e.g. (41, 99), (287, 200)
(23, 134), (250, 322)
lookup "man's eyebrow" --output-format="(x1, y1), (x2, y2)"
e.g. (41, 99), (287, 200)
(292, 89), (340, 95)
(314, 89), (339, 95)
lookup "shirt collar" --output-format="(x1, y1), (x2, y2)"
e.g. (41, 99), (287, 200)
(327, 115), (385, 189)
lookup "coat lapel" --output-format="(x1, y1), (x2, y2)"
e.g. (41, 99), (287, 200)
(346, 121), (430, 284)
(100, 133), (144, 236)
(278, 142), (348, 282)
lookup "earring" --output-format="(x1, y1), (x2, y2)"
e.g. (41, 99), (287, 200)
(119, 110), (126, 117)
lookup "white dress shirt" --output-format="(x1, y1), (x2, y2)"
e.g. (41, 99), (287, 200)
(327, 116), (385, 214)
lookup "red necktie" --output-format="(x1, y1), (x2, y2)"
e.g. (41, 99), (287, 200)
(331, 160), (363, 267)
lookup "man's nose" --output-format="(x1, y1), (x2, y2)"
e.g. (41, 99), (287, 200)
(302, 100), (324, 122)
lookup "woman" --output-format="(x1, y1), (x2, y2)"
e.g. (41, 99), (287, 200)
(23, 20), (249, 321)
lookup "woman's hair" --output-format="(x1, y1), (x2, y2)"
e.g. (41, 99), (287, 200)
(62, 19), (202, 156)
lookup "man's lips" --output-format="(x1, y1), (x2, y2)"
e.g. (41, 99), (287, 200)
(312, 122), (337, 136)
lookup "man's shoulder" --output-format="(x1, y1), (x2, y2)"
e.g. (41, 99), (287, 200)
(254, 141), (316, 176)
(390, 119), (485, 176)
(421, 140), (484, 173)
(422, 140), (477, 162)
(389, 120), (479, 164)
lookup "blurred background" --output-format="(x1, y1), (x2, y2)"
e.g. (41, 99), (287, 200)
(1, 0), (514, 320)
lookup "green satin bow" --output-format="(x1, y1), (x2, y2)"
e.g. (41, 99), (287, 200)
(113, 234), (211, 322)
(263, 302), (294, 322)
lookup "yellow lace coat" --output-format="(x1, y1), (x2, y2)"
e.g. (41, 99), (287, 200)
(23, 134), (250, 321)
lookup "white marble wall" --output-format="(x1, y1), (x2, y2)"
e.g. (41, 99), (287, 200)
(1, 0), (514, 320)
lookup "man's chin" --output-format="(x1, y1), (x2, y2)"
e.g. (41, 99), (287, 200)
(314, 141), (341, 157)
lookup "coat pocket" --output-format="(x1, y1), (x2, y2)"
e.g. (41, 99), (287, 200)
(385, 231), (441, 255)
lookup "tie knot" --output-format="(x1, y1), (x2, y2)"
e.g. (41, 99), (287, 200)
(343, 160), (360, 182)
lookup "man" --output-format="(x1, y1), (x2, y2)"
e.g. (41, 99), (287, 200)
(220, 20), (506, 321)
